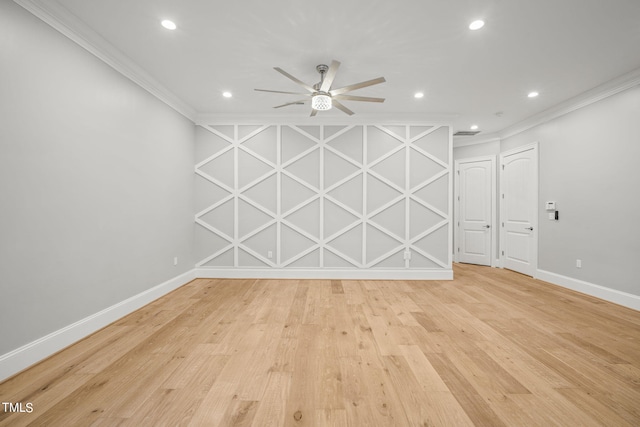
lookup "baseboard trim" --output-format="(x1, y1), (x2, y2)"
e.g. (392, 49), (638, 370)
(536, 269), (640, 311)
(195, 267), (453, 280)
(0, 269), (196, 382)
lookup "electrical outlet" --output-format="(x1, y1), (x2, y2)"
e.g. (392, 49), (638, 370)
(174, 257), (178, 266)
(576, 259), (582, 268)
(268, 251), (273, 259)
(404, 251), (411, 260)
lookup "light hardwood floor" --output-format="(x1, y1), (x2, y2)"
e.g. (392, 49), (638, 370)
(1, 264), (640, 426)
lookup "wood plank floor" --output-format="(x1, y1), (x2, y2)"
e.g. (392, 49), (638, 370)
(1, 263), (640, 426)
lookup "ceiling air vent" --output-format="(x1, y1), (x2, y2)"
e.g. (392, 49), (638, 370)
(454, 130), (481, 136)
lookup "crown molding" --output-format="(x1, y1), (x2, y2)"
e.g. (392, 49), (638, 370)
(195, 112), (457, 126)
(449, 67), (640, 148)
(14, 0), (197, 122)
(499, 67), (640, 140)
(14, 0), (640, 137)
(453, 134), (500, 148)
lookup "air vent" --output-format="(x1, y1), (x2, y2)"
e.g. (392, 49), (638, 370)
(454, 130), (481, 136)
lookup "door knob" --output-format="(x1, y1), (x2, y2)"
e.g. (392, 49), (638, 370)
(484, 225), (490, 228)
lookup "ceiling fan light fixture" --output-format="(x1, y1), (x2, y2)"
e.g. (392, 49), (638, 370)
(312, 93), (332, 111)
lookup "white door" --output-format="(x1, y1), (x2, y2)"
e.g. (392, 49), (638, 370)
(456, 157), (495, 266)
(500, 143), (538, 276)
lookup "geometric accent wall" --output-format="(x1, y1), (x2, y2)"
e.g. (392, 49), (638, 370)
(194, 124), (452, 279)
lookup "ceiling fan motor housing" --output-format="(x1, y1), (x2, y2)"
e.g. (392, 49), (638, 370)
(316, 64), (329, 74)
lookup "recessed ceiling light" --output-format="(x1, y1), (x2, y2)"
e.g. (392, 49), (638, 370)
(470, 124), (479, 130)
(222, 92), (232, 98)
(414, 92), (424, 99)
(469, 20), (485, 30)
(161, 20), (177, 30)
(528, 91), (539, 98)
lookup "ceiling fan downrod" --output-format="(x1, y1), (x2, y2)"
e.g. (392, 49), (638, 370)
(311, 64), (332, 110)
(314, 64), (329, 91)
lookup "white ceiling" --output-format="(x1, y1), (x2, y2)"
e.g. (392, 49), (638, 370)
(18, 0), (640, 140)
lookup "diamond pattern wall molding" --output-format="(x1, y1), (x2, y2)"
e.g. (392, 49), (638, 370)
(194, 124), (452, 279)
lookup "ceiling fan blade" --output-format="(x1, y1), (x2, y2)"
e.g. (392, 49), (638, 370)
(274, 67), (315, 93)
(329, 77), (386, 96)
(255, 89), (311, 96)
(320, 60), (340, 93)
(273, 99), (308, 109)
(333, 94), (385, 103)
(332, 99), (355, 116)
(310, 109), (318, 117)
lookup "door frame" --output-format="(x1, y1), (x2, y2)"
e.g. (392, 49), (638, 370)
(499, 142), (539, 275)
(454, 155), (497, 267)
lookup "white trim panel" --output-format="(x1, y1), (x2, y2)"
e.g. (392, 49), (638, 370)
(195, 124), (452, 273)
(537, 269), (640, 312)
(0, 269), (197, 382)
(196, 267), (453, 280)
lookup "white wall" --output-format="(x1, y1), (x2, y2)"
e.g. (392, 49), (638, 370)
(0, 2), (195, 358)
(194, 124), (452, 279)
(454, 84), (640, 302)
(502, 85), (640, 296)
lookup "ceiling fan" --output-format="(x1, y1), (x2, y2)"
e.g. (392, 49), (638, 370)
(255, 60), (385, 116)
